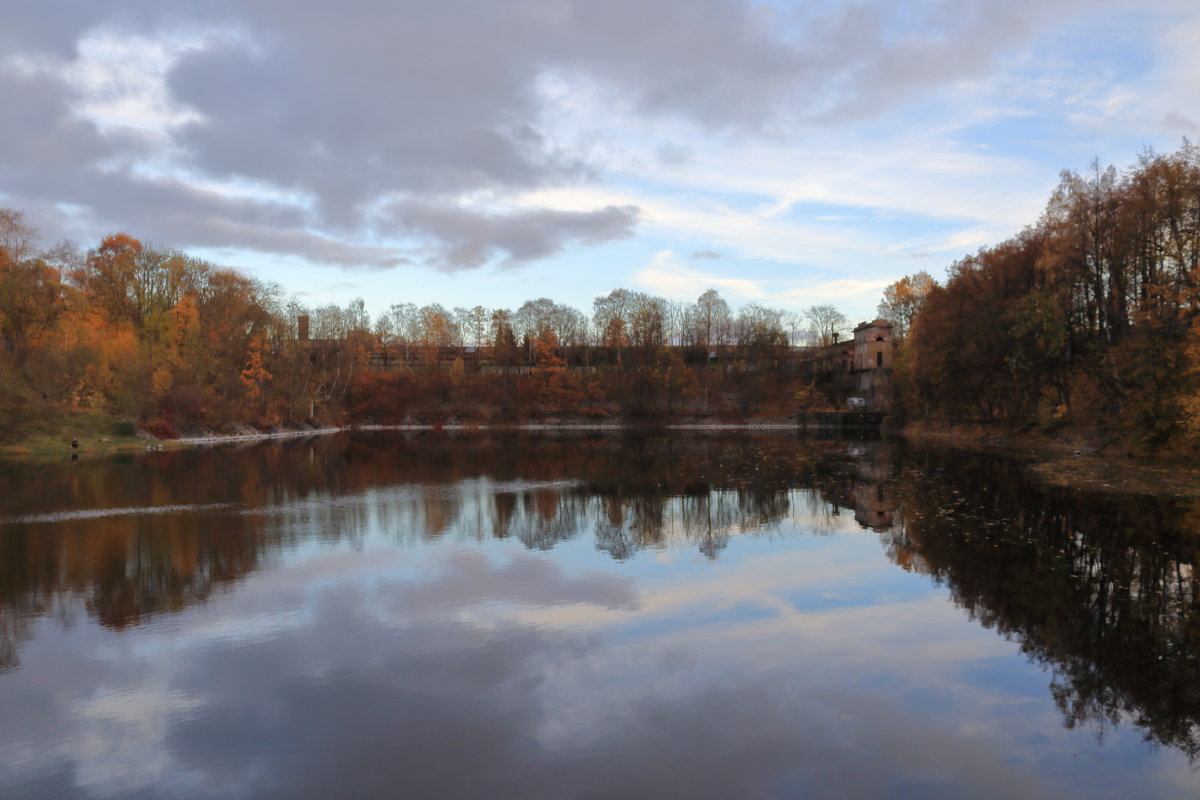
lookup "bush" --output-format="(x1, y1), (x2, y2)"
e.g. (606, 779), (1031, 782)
(143, 417), (179, 439)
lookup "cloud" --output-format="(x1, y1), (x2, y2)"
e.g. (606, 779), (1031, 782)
(635, 251), (893, 311)
(634, 252), (765, 300)
(0, 58), (125, 178)
(390, 200), (639, 270)
(656, 143), (694, 168)
(0, 0), (1174, 286)
(690, 249), (722, 259)
(1163, 112), (1199, 133)
(777, 277), (894, 306)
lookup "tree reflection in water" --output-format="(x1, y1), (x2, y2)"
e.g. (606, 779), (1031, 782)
(882, 446), (1200, 759)
(1, 431), (1199, 763)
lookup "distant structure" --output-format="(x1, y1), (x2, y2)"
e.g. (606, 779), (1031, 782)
(849, 319), (893, 409)
(802, 319), (893, 410)
(854, 319), (891, 371)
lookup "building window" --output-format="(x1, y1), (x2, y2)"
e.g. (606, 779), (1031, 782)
(876, 351), (883, 368)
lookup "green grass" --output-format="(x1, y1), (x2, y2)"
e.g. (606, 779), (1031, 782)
(0, 375), (152, 460)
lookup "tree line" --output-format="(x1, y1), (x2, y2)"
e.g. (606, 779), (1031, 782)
(13, 142), (1190, 439)
(887, 142), (1200, 446)
(0, 210), (860, 433)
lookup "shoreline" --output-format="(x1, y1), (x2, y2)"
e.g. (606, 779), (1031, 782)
(897, 422), (1200, 498)
(353, 421), (805, 432)
(175, 427), (343, 445)
(10, 417), (1199, 498)
(1, 418), (861, 461)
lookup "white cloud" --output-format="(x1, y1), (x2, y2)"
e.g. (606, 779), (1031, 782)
(776, 277), (894, 306)
(633, 251), (766, 299)
(634, 251), (892, 312)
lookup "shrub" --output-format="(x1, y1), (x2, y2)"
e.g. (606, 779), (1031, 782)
(143, 417), (179, 439)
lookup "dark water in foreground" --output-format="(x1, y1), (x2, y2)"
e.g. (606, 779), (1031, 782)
(1, 431), (1199, 799)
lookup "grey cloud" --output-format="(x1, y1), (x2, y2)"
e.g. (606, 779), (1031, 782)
(0, 67), (122, 176)
(391, 200), (639, 270)
(165, 5), (592, 227)
(785, 0), (1111, 123)
(4, 160), (408, 268)
(690, 249), (722, 260)
(0, 2), (115, 57)
(542, 0), (1107, 127)
(1163, 112), (1199, 133)
(657, 143), (694, 168)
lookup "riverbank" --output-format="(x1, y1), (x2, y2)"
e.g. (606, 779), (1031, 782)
(2, 411), (873, 462)
(0, 412), (807, 461)
(13, 409), (1197, 500)
(898, 420), (1200, 497)
(0, 415), (343, 461)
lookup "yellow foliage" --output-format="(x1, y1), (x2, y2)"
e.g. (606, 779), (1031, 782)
(151, 365), (173, 399)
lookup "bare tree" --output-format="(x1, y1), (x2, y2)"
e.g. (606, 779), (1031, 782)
(690, 289), (731, 350)
(0, 208), (39, 262)
(804, 304), (847, 347)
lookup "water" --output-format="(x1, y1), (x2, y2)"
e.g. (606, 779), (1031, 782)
(1, 431), (1197, 799)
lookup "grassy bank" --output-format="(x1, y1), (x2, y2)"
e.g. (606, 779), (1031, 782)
(0, 410), (154, 460)
(0, 377), (158, 460)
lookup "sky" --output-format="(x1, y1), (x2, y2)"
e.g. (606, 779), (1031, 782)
(1, 0), (1198, 325)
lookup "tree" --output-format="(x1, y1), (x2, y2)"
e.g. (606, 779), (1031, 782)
(659, 348), (698, 415)
(491, 309), (519, 368)
(0, 249), (67, 367)
(877, 271), (936, 340)
(531, 331), (582, 413)
(804, 304), (847, 347)
(418, 304), (454, 369)
(0, 208), (39, 262)
(240, 334), (273, 414)
(593, 288), (634, 363)
(627, 294), (667, 352)
(75, 233), (142, 326)
(689, 289), (731, 350)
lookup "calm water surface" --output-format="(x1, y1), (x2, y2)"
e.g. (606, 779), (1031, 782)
(1, 431), (1198, 799)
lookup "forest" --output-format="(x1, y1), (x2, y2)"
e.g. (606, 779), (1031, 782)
(2, 142), (1199, 446)
(895, 142), (1200, 448)
(0, 210), (854, 438)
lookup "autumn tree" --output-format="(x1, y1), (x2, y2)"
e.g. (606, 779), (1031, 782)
(240, 334), (272, 414)
(877, 271), (936, 340)
(531, 331), (583, 413)
(75, 233), (142, 326)
(0, 243), (68, 367)
(659, 348), (698, 415)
